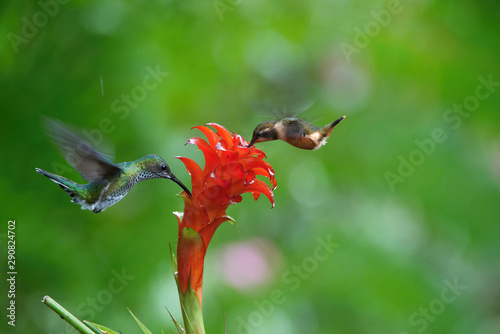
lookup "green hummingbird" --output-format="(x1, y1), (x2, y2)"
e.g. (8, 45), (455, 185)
(36, 119), (191, 213)
(247, 115), (346, 150)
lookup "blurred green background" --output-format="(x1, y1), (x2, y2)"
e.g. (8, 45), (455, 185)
(1, 0), (500, 333)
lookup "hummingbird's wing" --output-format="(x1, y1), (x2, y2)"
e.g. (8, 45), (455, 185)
(249, 98), (316, 119)
(248, 100), (290, 119)
(43, 118), (123, 182)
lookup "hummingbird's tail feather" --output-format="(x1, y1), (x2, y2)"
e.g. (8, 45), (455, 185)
(35, 168), (86, 205)
(325, 115), (346, 137)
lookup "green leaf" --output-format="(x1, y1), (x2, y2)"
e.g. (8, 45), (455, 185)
(128, 308), (153, 334)
(165, 307), (185, 334)
(83, 321), (121, 334)
(81, 321), (104, 334)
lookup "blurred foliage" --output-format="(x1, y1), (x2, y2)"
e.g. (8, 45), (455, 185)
(1, 0), (500, 333)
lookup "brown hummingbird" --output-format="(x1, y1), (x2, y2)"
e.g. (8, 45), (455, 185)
(247, 115), (346, 150)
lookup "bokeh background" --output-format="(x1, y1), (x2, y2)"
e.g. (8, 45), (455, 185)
(1, 0), (500, 333)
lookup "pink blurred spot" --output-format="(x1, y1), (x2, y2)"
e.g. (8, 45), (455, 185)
(219, 239), (281, 289)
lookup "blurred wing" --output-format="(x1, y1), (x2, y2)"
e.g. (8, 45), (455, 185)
(43, 117), (122, 182)
(248, 99), (294, 119)
(290, 99), (316, 118)
(248, 98), (316, 119)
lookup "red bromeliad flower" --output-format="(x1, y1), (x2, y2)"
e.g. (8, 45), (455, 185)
(173, 123), (277, 316)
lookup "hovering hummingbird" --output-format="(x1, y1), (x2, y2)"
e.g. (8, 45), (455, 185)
(247, 115), (346, 150)
(35, 119), (191, 213)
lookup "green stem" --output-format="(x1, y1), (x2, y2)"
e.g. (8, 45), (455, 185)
(42, 296), (95, 334)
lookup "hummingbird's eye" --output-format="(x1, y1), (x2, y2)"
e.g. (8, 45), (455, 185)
(161, 164), (167, 171)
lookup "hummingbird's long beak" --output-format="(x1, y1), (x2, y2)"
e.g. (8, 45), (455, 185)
(169, 175), (192, 197)
(247, 136), (258, 148)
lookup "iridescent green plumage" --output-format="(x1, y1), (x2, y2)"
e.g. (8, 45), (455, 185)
(36, 119), (191, 213)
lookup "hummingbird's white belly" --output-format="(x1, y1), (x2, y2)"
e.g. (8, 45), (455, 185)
(84, 183), (128, 213)
(309, 132), (328, 150)
(83, 195), (126, 213)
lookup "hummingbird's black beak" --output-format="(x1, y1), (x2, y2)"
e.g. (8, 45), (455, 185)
(247, 136), (257, 148)
(169, 175), (192, 197)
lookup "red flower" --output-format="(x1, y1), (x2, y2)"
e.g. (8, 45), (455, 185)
(174, 123), (277, 305)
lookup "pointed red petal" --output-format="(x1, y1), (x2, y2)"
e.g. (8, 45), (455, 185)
(252, 169), (277, 189)
(177, 157), (204, 190)
(188, 137), (221, 174)
(230, 195), (243, 204)
(232, 133), (245, 149)
(240, 157), (275, 185)
(207, 123), (234, 150)
(173, 211), (183, 230)
(240, 157), (273, 172)
(198, 216), (235, 246)
(193, 125), (220, 147)
(232, 179), (275, 207)
(244, 170), (256, 185)
(239, 148), (266, 160)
